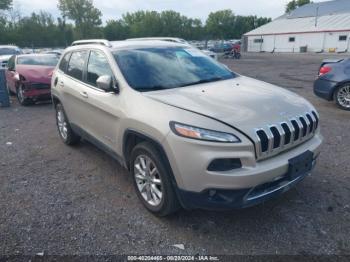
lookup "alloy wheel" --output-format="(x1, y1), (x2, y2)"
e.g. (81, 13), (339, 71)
(134, 155), (163, 206)
(57, 109), (68, 140)
(337, 85), (350, 109)
(17, 85), (25, 103)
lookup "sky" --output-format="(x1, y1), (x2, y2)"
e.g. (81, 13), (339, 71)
(13, 0), (328, 22)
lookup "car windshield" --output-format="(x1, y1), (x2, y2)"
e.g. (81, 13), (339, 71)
(113, 47), (236, 92)
(17, 55), (59, 66)
(0, 48), (20, 56)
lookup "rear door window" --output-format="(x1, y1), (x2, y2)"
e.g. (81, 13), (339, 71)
(59, 52), (71, 72)
(86, 51), (113, 87)
(66, 51), (88, 81)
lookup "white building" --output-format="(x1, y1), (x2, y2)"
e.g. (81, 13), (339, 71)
(243, 0), (350, 53)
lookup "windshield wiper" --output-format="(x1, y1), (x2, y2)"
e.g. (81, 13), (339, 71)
(136, 85), (171, 92)
(180, 77), (224, 87)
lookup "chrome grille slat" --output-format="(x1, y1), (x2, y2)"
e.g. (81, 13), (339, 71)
(276, 124), (285, 148)
(295, 118), (304, 140)
(266, 128), (274, 153)
(254, 111), (319, 160)
(286, 121), (295, 144)
(303, 115), (311, 136)
(308, 113), (317, 133)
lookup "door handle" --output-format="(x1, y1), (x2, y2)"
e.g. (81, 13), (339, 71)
(58, 80), (64, 87)
(79, 91), (88, 98)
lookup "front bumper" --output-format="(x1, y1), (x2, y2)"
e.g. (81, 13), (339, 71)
(177, 156), (317, 210)
(165, 130), (322, 193)
(313, 78), (338, 101)
(23, 84), (51, 100)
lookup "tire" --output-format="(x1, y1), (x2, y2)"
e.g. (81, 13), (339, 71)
(334, 84), (350, 111)
(130, 142), (180, 216)
(16, 84), (32, 106)
(55, 103), (80, 145)
(6, 83), (15, 96)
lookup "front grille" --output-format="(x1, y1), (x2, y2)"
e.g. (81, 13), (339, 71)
(255, 111), (319, 159)
(30, 83), (50, 89)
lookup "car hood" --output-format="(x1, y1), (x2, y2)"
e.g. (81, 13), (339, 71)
(0, 55), (12, 62)
(16, 65), (54, 84)
(143, 76), (315, 138)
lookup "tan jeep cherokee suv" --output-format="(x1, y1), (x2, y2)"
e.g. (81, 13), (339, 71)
(51, 39), (323, 216)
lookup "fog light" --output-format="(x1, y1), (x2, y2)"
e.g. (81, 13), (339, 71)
(207, 158), (242, 172)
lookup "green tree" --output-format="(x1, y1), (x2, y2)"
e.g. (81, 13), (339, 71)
(206, 10), (236, 39)
(0, 8), (272, 46)
(286, 0), (312, 13)
(58, 0), (102, 38)
(104, 19), (129, 40)
(0, 0), (12, 10)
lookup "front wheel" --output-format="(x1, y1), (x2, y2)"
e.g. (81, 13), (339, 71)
(130, 142), (180, 216)
(16, 84), (32, 106)
(6, 83), (15, 96)
(335, 84), (350, 111)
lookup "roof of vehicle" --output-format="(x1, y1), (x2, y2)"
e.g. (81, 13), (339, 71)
(126, 37), (188, 44)
(0, 45), (20, 49)
(17, 53), (59, 57)
(66, 39), (189, 52)
(71, 39), (112, 47)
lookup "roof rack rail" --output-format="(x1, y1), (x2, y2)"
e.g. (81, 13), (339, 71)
(71, 39), (112, 47)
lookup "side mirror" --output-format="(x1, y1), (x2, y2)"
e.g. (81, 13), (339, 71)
(96, 75), (119, 93)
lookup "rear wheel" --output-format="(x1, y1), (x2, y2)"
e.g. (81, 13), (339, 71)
(130, 142), (180, 216)
(55, 103), (80, 145)
(16, 84), (32, 106)
(335, 84), (350, 111)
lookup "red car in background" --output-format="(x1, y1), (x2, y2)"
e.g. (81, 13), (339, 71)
(6, 54), (59, 105)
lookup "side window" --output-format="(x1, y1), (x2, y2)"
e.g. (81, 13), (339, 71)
(7, 55), (15, 70)
(66, 51), (88, 81)
(87, 51), (113, 87)
(59, 52), (71, 72)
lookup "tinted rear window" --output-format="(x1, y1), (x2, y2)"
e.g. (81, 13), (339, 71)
(66, 51), (88, 81)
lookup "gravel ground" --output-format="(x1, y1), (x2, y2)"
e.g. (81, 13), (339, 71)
(0, 53), (349, 256)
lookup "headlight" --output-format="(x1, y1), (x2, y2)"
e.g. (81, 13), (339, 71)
(170, 122), (240, 143)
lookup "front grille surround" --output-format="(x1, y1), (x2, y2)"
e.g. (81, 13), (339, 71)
(255, 111), (319, 160)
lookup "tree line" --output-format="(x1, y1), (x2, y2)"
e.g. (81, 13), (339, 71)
(0, 0), (271, 48)
(286, 0), (312, 13)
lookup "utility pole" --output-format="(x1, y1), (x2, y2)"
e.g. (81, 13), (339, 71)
(315, 6), (319, 27)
